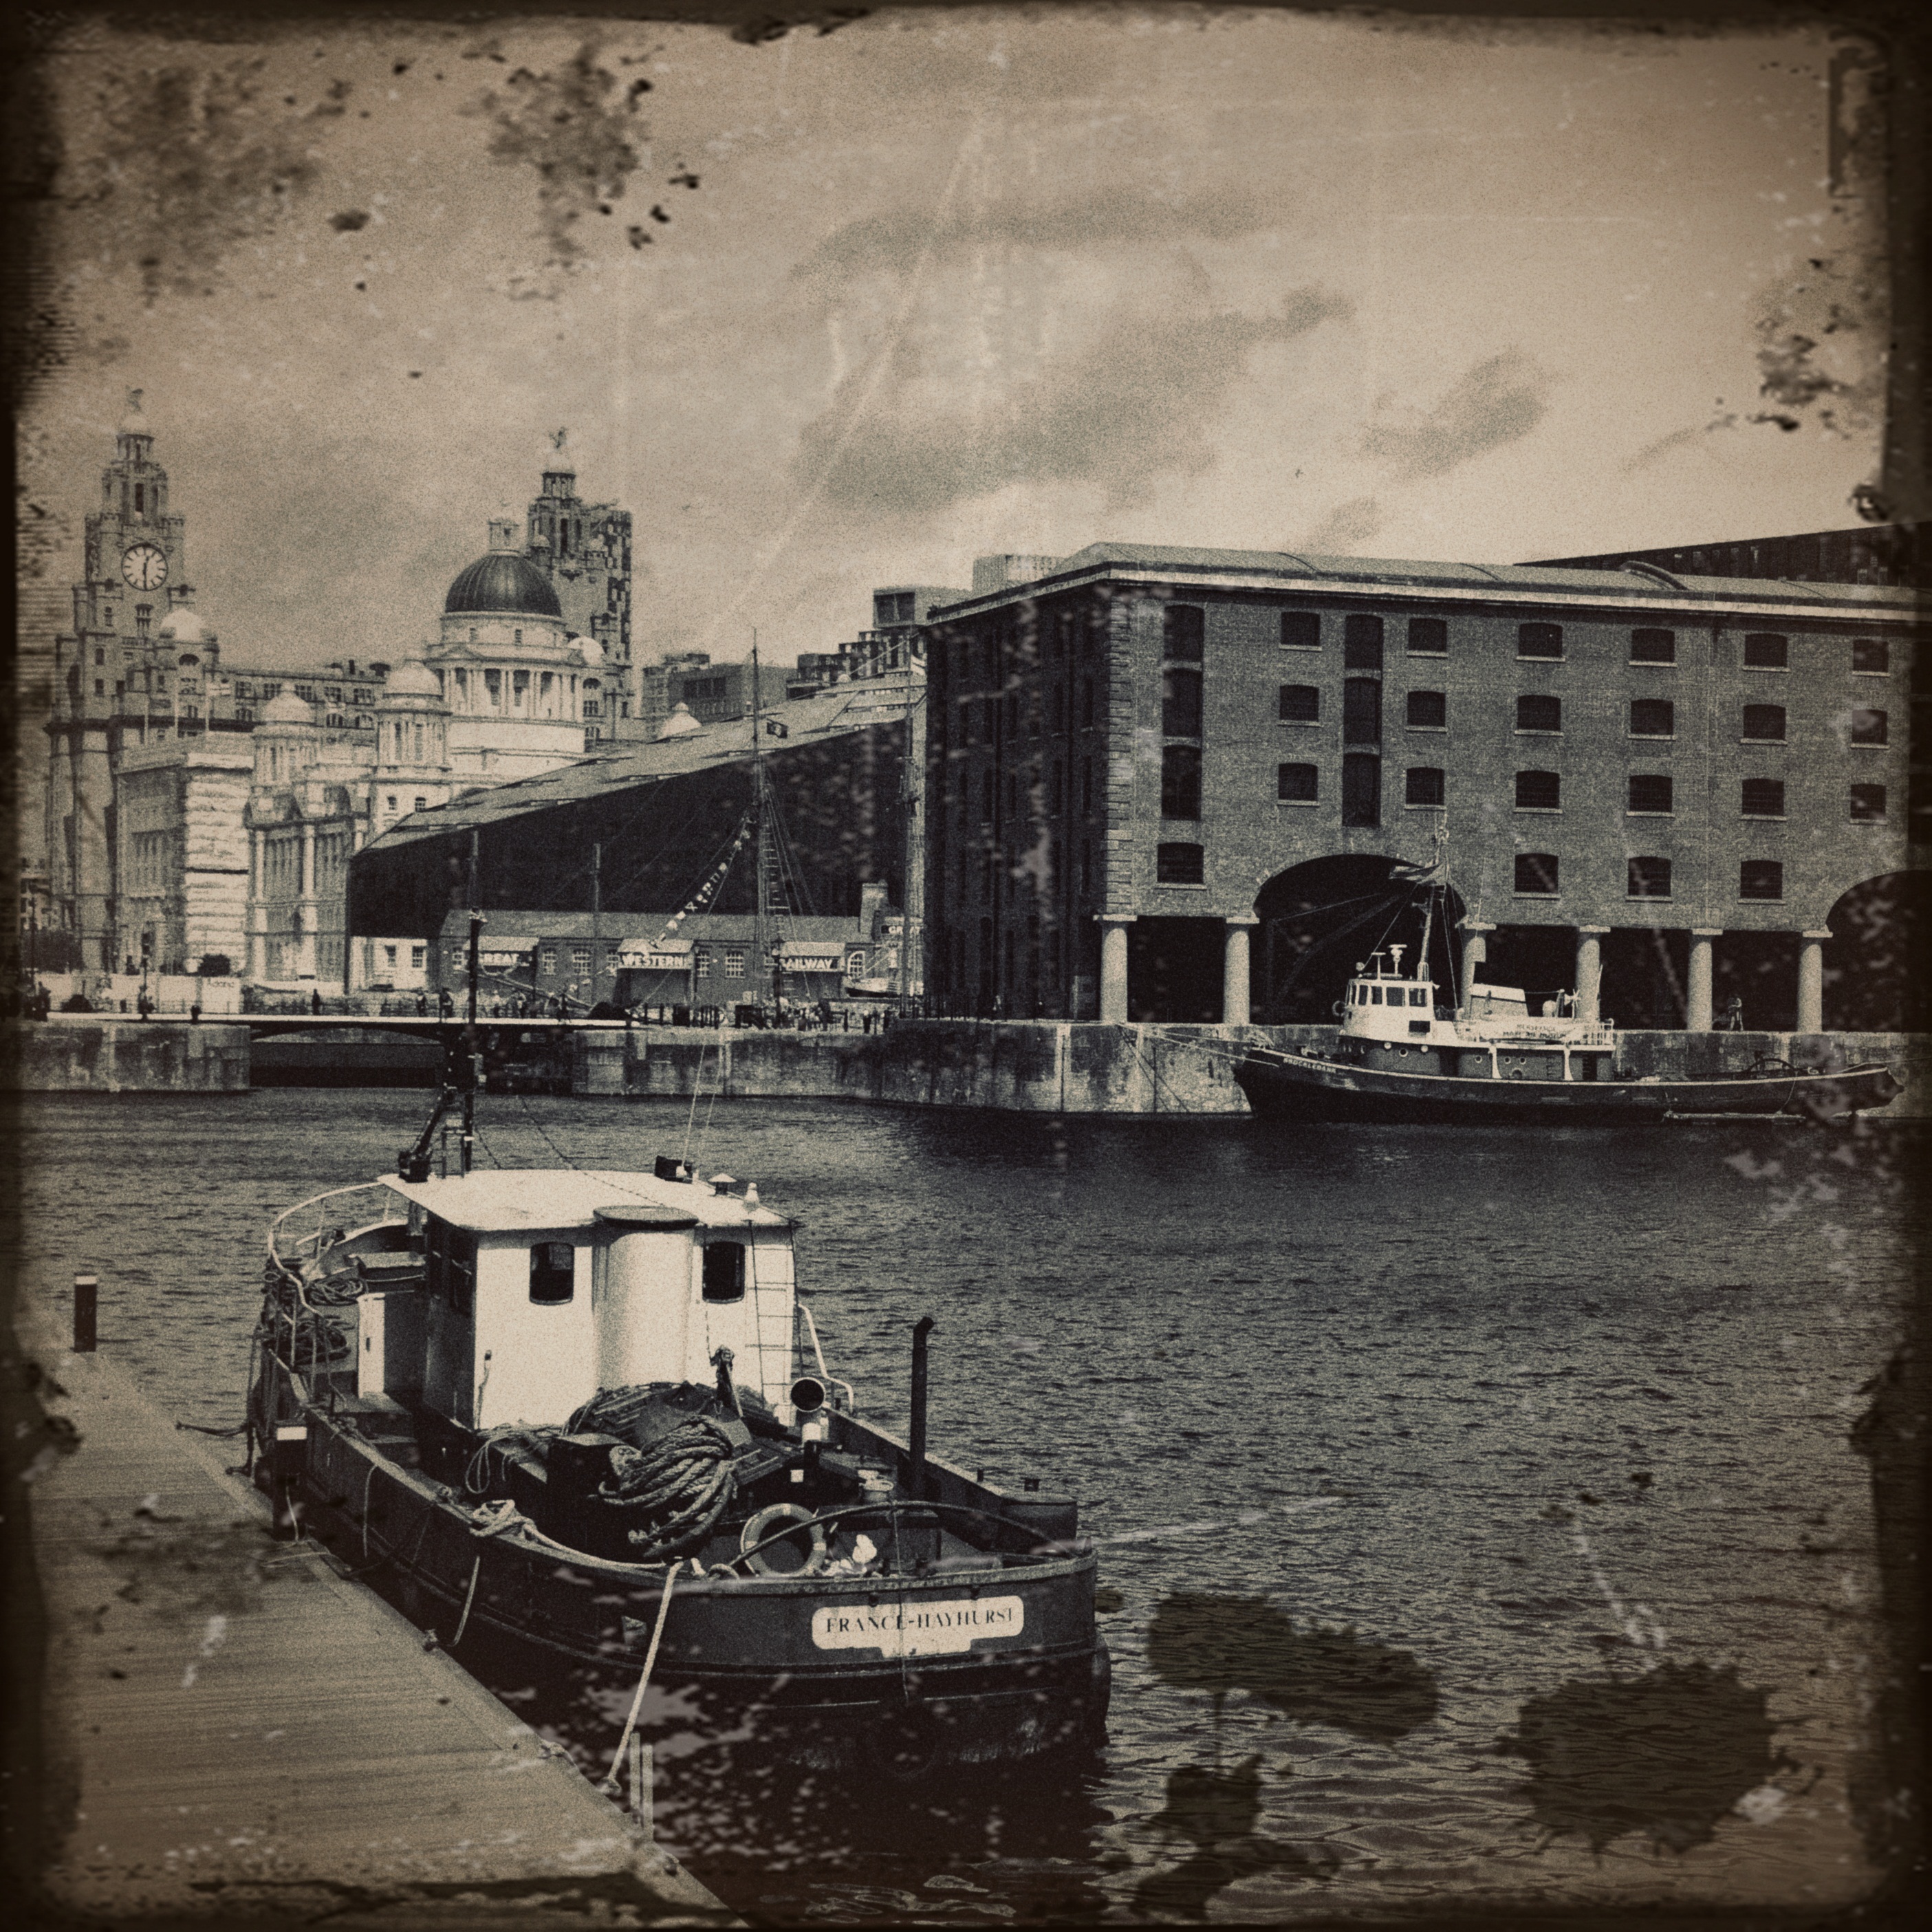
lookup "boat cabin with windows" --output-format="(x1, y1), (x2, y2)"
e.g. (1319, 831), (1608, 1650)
(354, 1166), (796, 1431)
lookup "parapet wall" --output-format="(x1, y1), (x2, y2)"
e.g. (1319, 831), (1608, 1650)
(7, 1019), (252, 1092)
(579, 1021), (1931, 1119)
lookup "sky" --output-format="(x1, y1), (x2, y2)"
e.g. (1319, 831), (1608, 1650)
(16, 6), (1889, 684)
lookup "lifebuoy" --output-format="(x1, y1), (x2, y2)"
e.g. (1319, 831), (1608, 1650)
(739, 1501), (829, 1576)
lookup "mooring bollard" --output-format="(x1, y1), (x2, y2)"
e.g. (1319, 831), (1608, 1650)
(73, 1274), (98, 1353)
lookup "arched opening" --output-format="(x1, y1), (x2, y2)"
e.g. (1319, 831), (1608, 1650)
(1254, 856), (1464, 1023)
(1825, 870), (1932, 1032)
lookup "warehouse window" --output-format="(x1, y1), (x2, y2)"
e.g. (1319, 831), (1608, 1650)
(1627, 857), (1672, 899)
(1279, 684), (1320, 723)
(541, 947), (556, 973)
(1628, 774), (1673, 814)
(1163, 604), (1204, 662)
(1849, 707), (1888, 746)
(1742, 704), (1786, 742)
(724, 949), (746, 976)
(1741, 779), (1785, 818)
(572, 946), (591, 973)
(1851, 637), (1889, 673)
(1743, 632), (1788, 668)
(1515, 853), (1559, 896)
(1518, 622), (1563, 660)
(1162, 666), (1202, 736)
(1160, 744), (1202, 820)
(1407, 617), (1448, 655)
(1850, 783), (1887, 821)
(1343, 677), (1382, 745)
(1341, 752), (1381, 827)
(1516, 694), (1561, 732)
(1630, 698), (1675, 737)
(1406, 690), (1446, 728)
(1280, 610), (1321, 650)
(1156, 842), (1204, 885)
(1405, 767), (1445, 807)
(1739, 860), (1784, 902)
(1516, 770), (1561, 810)
(1631, 628), (1675, 664)
(1343, 614), (1385, 671)
(1277, 762), (1318, 803)
(529, 1242), (576, 1305)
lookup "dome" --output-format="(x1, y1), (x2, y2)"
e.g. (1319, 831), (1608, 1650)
(442, 550), (563, 619)
(656, 702), (702, 740)
(381, 659), (444, 700)
(158, 607), (206, 642)
(569, 634), (604, 666)
(261, 689), (314, 726)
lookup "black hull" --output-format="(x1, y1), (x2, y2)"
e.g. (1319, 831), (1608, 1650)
(279, 1407), (1108, 1778)
(1232, 1049), (1899, 1126)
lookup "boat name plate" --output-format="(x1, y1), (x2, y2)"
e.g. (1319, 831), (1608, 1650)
(810, 1595), (1025, 1658)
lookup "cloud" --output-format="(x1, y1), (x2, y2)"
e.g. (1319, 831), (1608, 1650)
(794, 285), (1350, 518)
(1301, 497), (1383, 554)
(794, 183), (1275, 286)
(1360, 349), (1553, 479)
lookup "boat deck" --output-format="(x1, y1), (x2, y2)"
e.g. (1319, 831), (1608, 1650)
(18, 1320), (737, 1926)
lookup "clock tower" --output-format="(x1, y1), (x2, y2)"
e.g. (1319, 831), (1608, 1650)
(45, 391), (210, 970)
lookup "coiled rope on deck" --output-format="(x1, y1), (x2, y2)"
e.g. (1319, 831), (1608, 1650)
(595, 1416), (738, 1562)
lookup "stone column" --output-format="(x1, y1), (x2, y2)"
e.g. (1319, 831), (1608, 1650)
(1687, 929), (1721, 1031)
(1222, 915), (1259, 1026)
(297, 822), (318, 979)
(1098, 914), (1134, 1025)
(1574, 925), (1609, 1024)
(247, 828), (267, 981)
(1457, 919), (1493, 1003)
(1797, 929), (1830, 1034)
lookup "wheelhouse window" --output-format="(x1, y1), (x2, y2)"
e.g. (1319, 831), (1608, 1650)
(1851, 637), (1889, 673)
(530, 1241), (576, 1305)
(1162, 604), (1204, 662)
(1279, 683), (1320, 723)
(1627, 857), (1672, 900)
(1628, 774), (1673, 814)
(1849, 707), (1888, 746)
(1631, 627), (1675, 664)
(1742, 704), (1786, 742)
(1277, 761), (1318, 802)
(1629, 698), (1674, 737)
(1160, 744), (1202, 819)
(1280, 610), (1321, 650)
(425, 1218), (476, 1315)
(1850, 783), (1887, 821)
(702, 1242), (746, 1303)
(1407, 617), (1447, 655)
(1739, 860), (1784, 902)
(1741, 778), (1785, 818)
(1515, 852), (1559, 896)
(1516, 770), (1561, 810)
(1404, 766), (1444, 807)
(1743, 632), (1788, 669)
(1516, 694), (1561, 732)
(1343, 614), (1384, 671)
(1518, 622), (1563, 660)
(1406, 690), (1446, 728)
(1157, 841), (1204, 884)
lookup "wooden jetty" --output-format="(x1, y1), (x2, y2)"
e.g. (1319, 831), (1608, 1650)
(14, 1318), (737, 1927)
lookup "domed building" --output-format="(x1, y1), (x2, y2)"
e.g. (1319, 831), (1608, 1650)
(424, 517), (610, 779)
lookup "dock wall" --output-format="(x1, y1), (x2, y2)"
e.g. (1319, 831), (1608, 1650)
(578, 1021), (1932, 1119)
(6, 1018), (251, 1092)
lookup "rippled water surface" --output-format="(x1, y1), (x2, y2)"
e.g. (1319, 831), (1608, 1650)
(17, 1090), (1922, 1923)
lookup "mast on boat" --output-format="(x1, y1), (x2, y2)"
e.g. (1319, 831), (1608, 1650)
(462, 828), (481, 1175)
(750, 629), (769, 1010)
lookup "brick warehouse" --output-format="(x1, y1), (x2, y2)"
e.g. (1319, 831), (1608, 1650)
(922, 544), (1927, 1031)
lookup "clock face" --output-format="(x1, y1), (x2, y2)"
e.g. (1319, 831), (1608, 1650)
(121, 543), (169, 591)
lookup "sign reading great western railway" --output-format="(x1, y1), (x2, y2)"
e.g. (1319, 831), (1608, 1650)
(810, 1596), (1025, 1658)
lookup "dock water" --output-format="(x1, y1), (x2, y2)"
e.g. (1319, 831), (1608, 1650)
(12, 1314), (737, 1926)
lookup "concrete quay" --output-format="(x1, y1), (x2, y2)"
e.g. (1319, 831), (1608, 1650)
(576, 1019), (1932, 1119)
(7, 1017), (252, 1092)
(8, 1316), (736, 1927)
